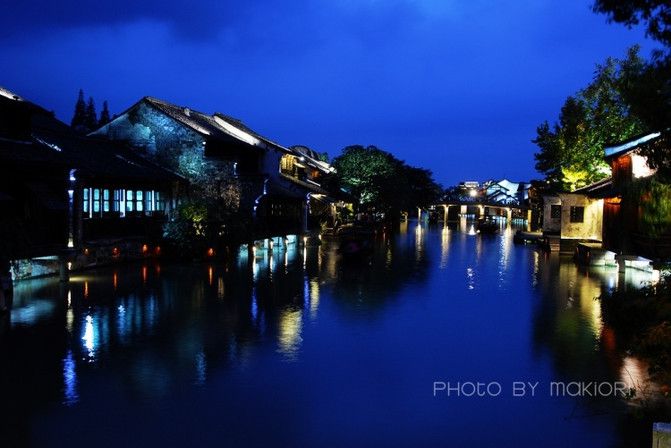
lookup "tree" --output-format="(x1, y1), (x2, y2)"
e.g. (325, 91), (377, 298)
(333, 145), (442, 219)
(593, 1), (671, 49)
(70, 89), (87, 131)
(334, 145), (398, 207)
(85, 97), (97, 131)
(593, 2), (671, 174)
(99, 100), (111, 126)
(533, 47), (649, 190)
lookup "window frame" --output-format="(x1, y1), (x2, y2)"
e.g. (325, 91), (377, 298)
(569, 206), (585, 223)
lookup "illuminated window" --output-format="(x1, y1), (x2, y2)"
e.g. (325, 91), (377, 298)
(113, 190), (121, 212)
(93, 188), (101, 214)
(83, 188), (89, 215)
(155, 192), (164, 212)
(569, 206), (584, 223)
(145, 191), (153, 213)
(136, 190), (143, 212)
(550, 205), (561, 219)
(103, 189), (110, 212)
(126, 190), (134, 212)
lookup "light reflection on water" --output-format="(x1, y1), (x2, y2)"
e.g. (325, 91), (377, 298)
(0, 221), (662, 447)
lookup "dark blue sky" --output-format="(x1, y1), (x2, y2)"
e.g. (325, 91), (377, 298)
(0, 1), (652, 186)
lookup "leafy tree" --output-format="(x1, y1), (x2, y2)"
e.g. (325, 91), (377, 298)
(99, 100), (111, 126)
(401, 165), (443, 210)
(70, 89), (87, 131)
(593, 3), (671, 175)
(533, 47), (649, 190)
(593, 1), (671, 48)
(334, 145), (398, 207)
(333, 145), (442, 219)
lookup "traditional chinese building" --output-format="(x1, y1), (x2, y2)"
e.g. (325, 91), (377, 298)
(540, 132), (666, 257)
(0, 87), (181, 278)
(91, 97), (339, 237)
(540, 192), (604, 252)
(483, 179), (530, 205)
(601, 132), (660, 256)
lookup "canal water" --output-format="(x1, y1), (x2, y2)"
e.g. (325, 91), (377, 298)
(0, 222), (656, 447)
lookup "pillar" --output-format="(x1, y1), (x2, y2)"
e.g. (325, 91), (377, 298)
(59, 256), (70, 283)
(303, 193), (311, 233)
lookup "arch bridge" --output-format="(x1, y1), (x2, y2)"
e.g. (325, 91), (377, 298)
(422, 201), (532, 224)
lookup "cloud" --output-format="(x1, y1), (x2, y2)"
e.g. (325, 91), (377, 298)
(0, 1), (301, 41)
(0, 0), (653, 185)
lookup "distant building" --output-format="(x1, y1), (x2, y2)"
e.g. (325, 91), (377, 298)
(483, 179), (530, 205)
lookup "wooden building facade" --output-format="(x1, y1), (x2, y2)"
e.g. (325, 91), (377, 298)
(0, 87), (181, 274)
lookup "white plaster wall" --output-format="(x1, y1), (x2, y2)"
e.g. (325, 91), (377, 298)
(542, 195), (561, 233)
(557, 193), (603, 241)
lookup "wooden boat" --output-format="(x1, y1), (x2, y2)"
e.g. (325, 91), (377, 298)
(475, 217), (500, 234)
(513, 230), (543, 244)
(322, 223), (375, 258)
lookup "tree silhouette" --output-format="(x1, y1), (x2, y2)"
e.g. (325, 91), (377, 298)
(99, 100), (111, 126)
(84, 97), (97, 131)
(593, 1), (671, 49)
(70, 89), (87, 130)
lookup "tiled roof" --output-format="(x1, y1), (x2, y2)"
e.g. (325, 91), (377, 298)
(143, 97), (333, 172)
(604, 132), (661, 159)
(573, 176), (614, 198)
(0, 93), (181, 184)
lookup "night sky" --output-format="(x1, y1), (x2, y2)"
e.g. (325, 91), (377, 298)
(0, 1), (652, 186)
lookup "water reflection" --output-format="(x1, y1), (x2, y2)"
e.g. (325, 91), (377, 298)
(62, 349), (78, 406)
(277, 307), (303, 360)
(0, 221), (660, 447)
(82, 315), (95, 359)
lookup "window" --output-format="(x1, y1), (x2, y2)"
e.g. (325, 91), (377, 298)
(93, 188), (101, 214)
(550, 205), (561, 219)
(155, 192), (164, 212)
(126, 190), (134, 212)
(145, 191), (153, 213)
(570, 206), (584, 223)
(83, 188), (89, 216)
(113, 190), (121, 212)
(103, 189), (110, 212)
(136, 190), (143, 212)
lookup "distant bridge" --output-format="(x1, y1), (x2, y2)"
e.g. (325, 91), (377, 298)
(422, 201), (532, 223)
